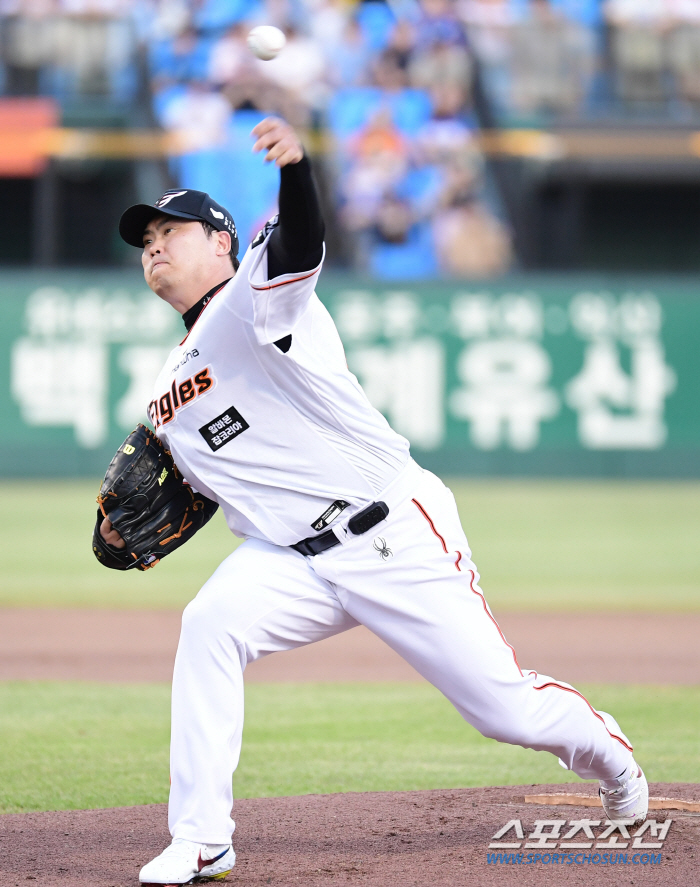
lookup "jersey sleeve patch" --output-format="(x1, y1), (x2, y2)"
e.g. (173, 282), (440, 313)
(251, 215), (279, 249)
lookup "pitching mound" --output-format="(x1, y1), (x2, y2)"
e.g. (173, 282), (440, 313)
(1, 784), (698, 887)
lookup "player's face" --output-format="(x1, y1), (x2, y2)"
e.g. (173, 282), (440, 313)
(141, 214), (218, 300)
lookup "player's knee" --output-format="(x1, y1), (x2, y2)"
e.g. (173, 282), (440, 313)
(181, 594), (239, 642)
(180, 595), (251, 669)
(181, 597), (210, 640)
(178, 595), (250, 675)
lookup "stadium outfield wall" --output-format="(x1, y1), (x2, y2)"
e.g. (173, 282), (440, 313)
(1, 269), (698, 478)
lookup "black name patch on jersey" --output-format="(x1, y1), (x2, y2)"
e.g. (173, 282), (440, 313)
(199, 406), (249, 451)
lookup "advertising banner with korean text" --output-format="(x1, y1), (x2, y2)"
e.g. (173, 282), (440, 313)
(0, 270), (698, 477)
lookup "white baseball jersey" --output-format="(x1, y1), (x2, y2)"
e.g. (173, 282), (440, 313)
(148, 231), (410, 547)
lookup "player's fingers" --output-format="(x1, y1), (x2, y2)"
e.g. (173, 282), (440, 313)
(251, 116), (283, 139)
(109, 531), (126, 549)
(263, 135), (302, 164)
(251, 121), (291, 151)
(100, 517), (112, 539)
(259, 145), (282, 163)
(252, 127), (292, 155)
(252, 124), (300, 158)
(252, 132), (285, 155)
(275, 144), (304, 167)
(101, 517), (126, 549)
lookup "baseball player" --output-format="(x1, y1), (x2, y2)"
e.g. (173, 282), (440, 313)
(103, 117), (647, 885)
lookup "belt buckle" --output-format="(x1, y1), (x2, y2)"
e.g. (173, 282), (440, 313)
(293, 500), (389, 556)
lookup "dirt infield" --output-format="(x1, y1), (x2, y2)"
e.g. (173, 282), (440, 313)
(1, 609), (698, 683)
(1, 784), (698, 887)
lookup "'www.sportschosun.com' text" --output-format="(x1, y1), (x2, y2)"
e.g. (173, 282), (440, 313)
(487, 851), (662, 865)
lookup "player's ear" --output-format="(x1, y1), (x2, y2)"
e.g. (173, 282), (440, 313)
(215, 230), (232, 258)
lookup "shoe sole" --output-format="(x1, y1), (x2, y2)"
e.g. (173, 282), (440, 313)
(141, 870), (233, 887)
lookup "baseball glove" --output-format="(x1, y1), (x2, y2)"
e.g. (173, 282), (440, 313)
(92, 424), (219, 571)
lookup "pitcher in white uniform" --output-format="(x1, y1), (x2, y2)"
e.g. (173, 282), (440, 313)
(103, 118), (648, 887)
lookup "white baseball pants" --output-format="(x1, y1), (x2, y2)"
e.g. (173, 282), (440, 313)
(168, 462), (634, 843)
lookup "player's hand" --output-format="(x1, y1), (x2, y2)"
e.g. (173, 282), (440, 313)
(100, 516), (126, 549)
(251, 117), (304, 167)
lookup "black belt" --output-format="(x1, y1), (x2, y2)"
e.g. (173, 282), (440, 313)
(292, 501), (389, 557)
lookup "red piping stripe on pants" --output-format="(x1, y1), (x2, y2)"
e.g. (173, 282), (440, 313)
(410, 498), (632, 753)
(411, 498), (462, 570)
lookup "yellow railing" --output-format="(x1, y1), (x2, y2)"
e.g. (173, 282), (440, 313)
(2, 126), (700, 168)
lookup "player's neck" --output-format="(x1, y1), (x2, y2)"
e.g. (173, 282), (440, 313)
(182, 279), (233, 331)
(153, 270), (236, 315)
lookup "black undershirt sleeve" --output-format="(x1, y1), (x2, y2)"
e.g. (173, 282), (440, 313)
(181, 158), (324, 345)
(266, 154), (325, 280)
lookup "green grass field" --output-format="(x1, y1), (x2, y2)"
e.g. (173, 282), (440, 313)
(2, 478), (699, 610)
(0, 682), (697, 814)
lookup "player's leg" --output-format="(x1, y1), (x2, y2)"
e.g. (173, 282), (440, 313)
(168, 537), (356, 844)
(311, 470), (634, 786)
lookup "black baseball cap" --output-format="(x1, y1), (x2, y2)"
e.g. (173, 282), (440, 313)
(119, 189), (239, 256)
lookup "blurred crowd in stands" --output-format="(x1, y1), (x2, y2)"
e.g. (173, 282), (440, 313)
(0, 1), (138, 105)
(145, 0), (516, 277)
(2, 0), (700, 276)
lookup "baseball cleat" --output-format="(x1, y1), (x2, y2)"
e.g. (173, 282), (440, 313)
(599, 760), (648, 823)
(139, 838), (235, 885)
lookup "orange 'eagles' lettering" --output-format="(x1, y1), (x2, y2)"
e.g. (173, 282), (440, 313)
(149, 366), (214, 429)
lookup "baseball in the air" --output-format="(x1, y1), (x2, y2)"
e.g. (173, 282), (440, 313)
(247, 25), (286, 60)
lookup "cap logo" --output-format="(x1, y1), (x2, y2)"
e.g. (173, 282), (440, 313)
(210, 208), (224, 220)
(156, 190), (188, 207)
